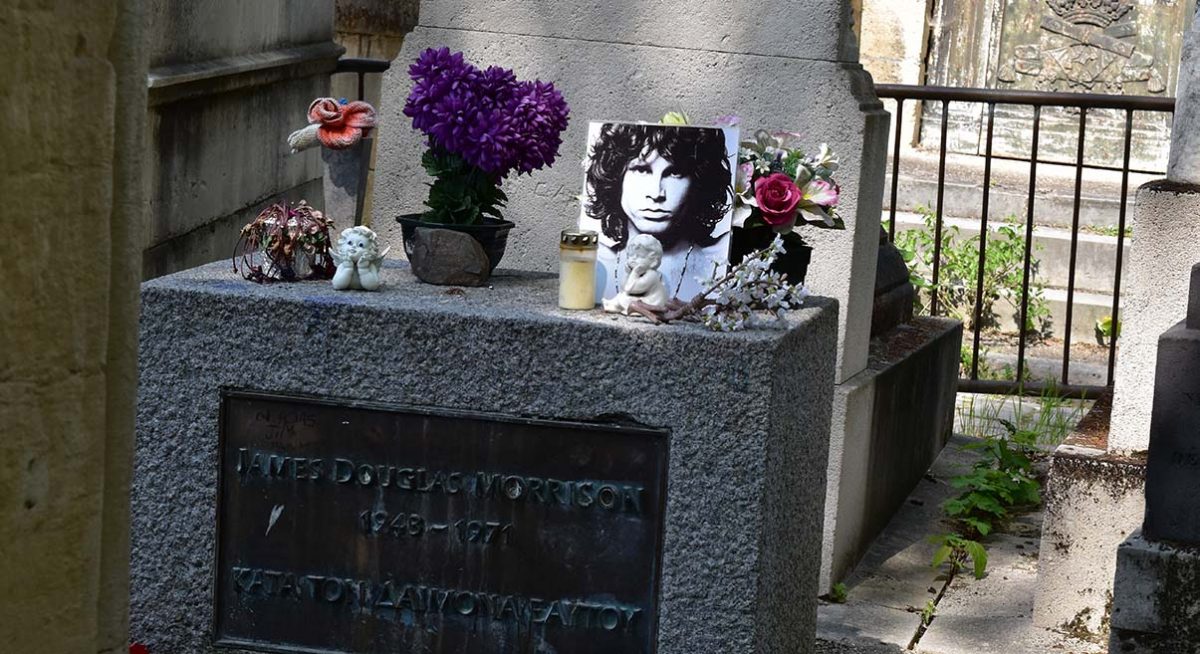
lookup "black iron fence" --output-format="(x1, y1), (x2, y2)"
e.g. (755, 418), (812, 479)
(875, 84), (1175, 399)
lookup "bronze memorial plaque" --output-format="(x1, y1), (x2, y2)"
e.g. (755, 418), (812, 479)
(213, 390), (668, 654)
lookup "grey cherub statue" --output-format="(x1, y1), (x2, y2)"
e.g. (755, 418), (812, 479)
(603, 234), (671, 315)
(331, 226), (389, 291)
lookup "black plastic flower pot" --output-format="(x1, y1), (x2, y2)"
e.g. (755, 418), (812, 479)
(729, 226), (813, 285)
(396, 214), (516, 273)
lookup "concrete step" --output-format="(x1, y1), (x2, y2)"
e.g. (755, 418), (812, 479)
(993, 287), (1118, 347)
(975, 349), (1110, 388)
(888, 173), (1132, 230)
(882, 145), (1155, 231)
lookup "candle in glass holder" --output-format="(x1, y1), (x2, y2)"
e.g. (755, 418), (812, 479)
(559, 229), (599, 309)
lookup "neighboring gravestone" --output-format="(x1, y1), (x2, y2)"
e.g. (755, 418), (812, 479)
(129, 261), (839, 653)
(1109, 263), (1200, 652)
(1143, 262), (1200, 542)
(371, 0), (888, 386)
(1035, 8), (1200, 639)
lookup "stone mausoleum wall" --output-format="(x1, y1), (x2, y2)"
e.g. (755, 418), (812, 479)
(142, 0), (342, 278)
(1, 2), (147, 651)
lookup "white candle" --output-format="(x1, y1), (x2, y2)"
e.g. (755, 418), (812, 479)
(559, 230), (598, 310)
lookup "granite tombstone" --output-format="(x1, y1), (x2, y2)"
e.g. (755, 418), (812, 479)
(129, 261), (839, 654)
(1142, 263), (1200, 542)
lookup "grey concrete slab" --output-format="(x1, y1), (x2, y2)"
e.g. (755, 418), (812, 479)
(415, 0), (856, 63)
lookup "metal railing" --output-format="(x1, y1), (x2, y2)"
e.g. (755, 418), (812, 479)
(875, 84), (1176, 399)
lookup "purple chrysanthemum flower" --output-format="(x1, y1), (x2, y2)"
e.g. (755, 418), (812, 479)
(404, 48), (570, 178)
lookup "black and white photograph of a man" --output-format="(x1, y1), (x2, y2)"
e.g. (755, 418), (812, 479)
(579, 121), (739, 303)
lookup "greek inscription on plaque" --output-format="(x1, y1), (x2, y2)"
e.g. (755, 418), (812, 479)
(214, 391), (668, 654)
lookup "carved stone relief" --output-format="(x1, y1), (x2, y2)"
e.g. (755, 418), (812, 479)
(997, 0), (1166, 93)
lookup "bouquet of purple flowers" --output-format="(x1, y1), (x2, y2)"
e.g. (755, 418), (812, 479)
(403, 47), (570, 225)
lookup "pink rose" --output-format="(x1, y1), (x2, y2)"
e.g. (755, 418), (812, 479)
(754, 173), (802, 229)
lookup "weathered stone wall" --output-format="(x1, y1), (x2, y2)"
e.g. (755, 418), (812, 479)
(143, 0), (342, 278)
(0, 1), (147, 651)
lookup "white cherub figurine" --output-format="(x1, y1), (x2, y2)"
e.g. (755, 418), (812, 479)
(603, 234), (670, 315)
(331, 226), (389, 291)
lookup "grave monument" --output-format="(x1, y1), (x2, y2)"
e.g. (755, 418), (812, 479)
(128, 263), (840, 653)
(1108, 263), (1200, 652)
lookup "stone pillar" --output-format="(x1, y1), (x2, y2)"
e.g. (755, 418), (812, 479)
(325, 0), (419, 224)
(372, 0), (888, 386)
(1111, 12), (1200, 455)
(142, 0), (343, 278)
(1169, 14), (1200, 185)
(0, 1), (147, 652)
(1108, 263), (1200, 651)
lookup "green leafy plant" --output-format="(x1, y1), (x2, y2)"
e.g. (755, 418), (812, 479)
(828, 582), (848, 604)
(894, 207), (1051, 337)
(919, 599), (938, 627)
(930, 420), (1042, 580)
(420, 150), (510, 225)
(944, 426), (1040, 537)
(1086, 224), (1132, 238)
(1096, 314), (1120, 345)
(929, 533), (989, 580)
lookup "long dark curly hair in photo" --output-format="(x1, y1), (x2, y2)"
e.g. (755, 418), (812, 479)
(585, 123), (733, 251)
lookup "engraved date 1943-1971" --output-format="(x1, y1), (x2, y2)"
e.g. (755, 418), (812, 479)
(358, 510), (514, 547)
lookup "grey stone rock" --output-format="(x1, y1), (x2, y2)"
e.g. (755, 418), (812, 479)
(130, 260), (839, 654)
(871, 229), (914, 337)
(407, 226), (492, 286)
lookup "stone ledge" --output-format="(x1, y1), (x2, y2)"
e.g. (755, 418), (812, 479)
(142, 260), (837, 342)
